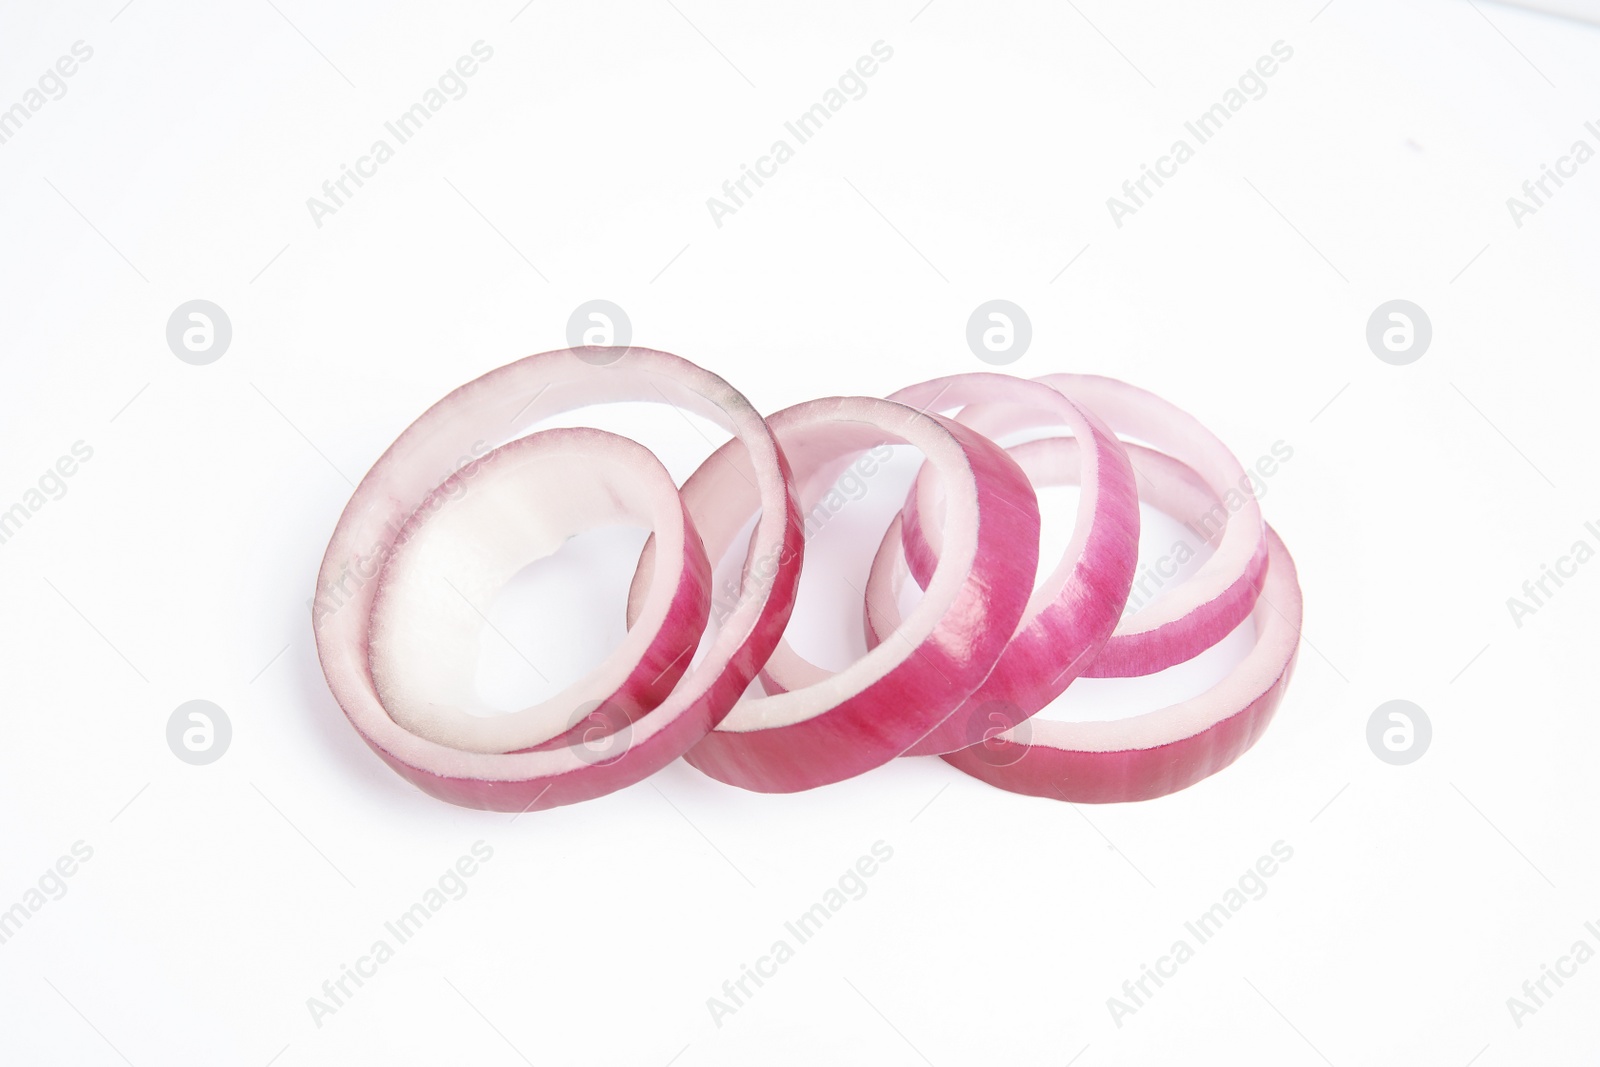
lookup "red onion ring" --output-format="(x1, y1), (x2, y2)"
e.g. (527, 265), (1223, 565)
(313, 351), (1303, 811)
(366, 428), (711, 754)
(313, 348), (802, 812)
(767, 374), (1140, 756)
(932, 374), (1270, 678)
(629, 396), (1041, 791)
(938, 438), (1301, 802)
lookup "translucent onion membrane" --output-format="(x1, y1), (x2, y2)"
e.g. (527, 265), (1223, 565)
(312, 351), (1302, 811)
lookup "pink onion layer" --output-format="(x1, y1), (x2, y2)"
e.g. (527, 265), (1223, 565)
(941, 436), (1300, 802)
(312, 348), (802, 812)
(836, 374), (1139, 756)
(924, 373), (1270, 678)
(366, 428), (711, 755)
(631, 396), (1041, 792)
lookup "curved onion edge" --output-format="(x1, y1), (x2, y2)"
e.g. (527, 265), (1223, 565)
(629, 396), (1043, 792)
(366, 427), (713, 755)
(943, 520), (1301, 804)
(311, 347), (803, 812)
(312, 354), (1301, 811)
(922, 373), (1269, 679)
(871, 373), (1141, 755)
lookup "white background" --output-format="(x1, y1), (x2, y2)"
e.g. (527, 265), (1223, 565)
(2, 1), (1597, 1064)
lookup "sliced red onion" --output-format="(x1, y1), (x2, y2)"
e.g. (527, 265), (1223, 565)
(766, 374), (1141, 757)
(631, 396), (1041, 792)
(941, 439), (1300, 802)
(313, 348), (802, 812)
(366, 428), (710, 754)
(915, 374), (1269, 678)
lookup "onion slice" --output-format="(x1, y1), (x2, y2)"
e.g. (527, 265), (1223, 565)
(941, 439), (1301, 802)
(769, 373), (1141, 757)
(631, 396), (1041, 791)
(938, 374), (1269, 678)
(366, 428), (711, 755)
(313, 348), (802, 812)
